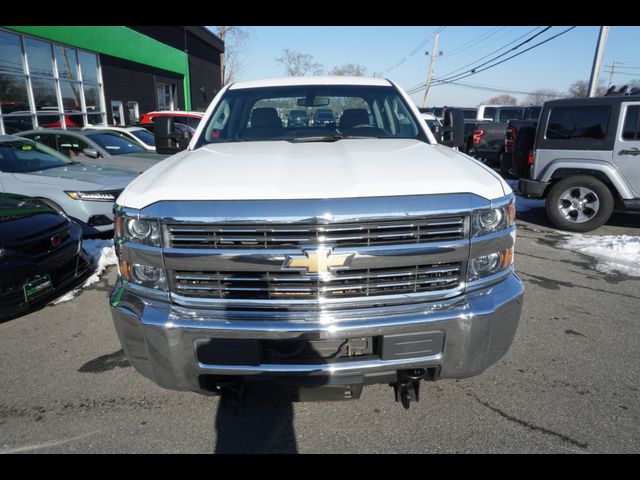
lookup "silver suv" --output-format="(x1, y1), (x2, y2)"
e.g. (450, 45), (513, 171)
(520, 95), (640, 232)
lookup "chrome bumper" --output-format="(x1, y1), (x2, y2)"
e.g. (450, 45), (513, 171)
(110, 273), (524, 392)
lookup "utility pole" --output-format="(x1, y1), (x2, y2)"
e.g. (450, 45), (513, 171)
(588, 26), (609, 97)
(607, 61), (621, 89)
(422, 33), (440, 108)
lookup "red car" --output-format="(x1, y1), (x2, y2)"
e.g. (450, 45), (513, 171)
(139, 111), (204, 130)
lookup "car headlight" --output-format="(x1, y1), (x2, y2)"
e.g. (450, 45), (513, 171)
(65, 190), (121, 202)
(472, 198), (515, 237)
(468, 247), (513, 281)
(118, 259), (167, 290)
(114, 213), (161, 247)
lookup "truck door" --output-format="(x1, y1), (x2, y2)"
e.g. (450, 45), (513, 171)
(613, 101), (640, 197)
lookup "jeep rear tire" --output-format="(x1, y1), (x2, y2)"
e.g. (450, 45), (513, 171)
(545, 176), (614, 232)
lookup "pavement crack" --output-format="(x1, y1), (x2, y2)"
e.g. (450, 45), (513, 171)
(474, 396), (588, 450)
(518, 271), (640, 301)
(564, 329), (587, 338)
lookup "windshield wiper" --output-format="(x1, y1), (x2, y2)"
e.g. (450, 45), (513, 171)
(288, 134), (385, 143)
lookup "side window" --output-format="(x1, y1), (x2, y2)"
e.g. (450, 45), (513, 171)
(23, 133), (53, 148)
(546, 106), (611, 140)
(176, 116), (201, 129)
(622, 106), (640, 141)
(54, 134), (91, 157)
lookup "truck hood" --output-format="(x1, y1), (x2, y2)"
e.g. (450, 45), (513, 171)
(13, 163), (137, 190)
(118, 139), (508, 209)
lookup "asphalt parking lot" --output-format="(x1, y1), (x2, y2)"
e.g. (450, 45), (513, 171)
(1, 203), (639, 454)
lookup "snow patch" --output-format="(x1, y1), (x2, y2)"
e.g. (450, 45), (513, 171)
(558, 234), (640, 277)
(53, 239), (117, 304)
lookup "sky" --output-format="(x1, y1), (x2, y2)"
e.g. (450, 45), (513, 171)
(207, 26), (640, 108)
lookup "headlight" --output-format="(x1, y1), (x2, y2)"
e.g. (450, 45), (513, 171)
(468, 247), (513, 281)
(472, 198), (515, 237)
(114, 214), (161, 247)
(65, 190), (120, 202)
(118, 259), (167, 290)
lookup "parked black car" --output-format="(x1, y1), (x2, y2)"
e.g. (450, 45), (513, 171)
(0, 193), (93, 320)
(287, 109), (309, 127)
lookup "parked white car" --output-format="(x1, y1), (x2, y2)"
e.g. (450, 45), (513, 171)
(83, 126), (157, 151)
(0, 135), (137, 235)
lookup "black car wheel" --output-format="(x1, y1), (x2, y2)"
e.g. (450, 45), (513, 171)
(545, 176), (614, 232)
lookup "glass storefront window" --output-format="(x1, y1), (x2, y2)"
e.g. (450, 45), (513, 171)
(64, 114), (84, 128)
(31, 78), (59, 110)
(83, 83), (102, 111)
(37, 113), (63, 128)
(54, 46), (78, 80)
(25, 38), (54, 77)
(60, 81), (82, 110)
(87, 113), (104, 125)
(0, 30), (25, 74)
(79, 51), (99, 83)
(0, 29), (105, 133)
(3, 115), (33, 134)
(0, 73), (30, 113)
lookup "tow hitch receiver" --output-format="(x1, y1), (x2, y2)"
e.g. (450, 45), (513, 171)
(391, 369), (427, 410)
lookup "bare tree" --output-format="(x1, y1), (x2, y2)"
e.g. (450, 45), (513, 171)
(523, 89), (563, 106)
(567, 80), (606, 97)
(275, 49), (323, 77)
(215, 26), (251, 86)
(484, 94), (518, 106)
(329, 63), (367, 76)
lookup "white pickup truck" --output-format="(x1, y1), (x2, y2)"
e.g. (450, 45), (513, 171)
(110, 77), (523, 409)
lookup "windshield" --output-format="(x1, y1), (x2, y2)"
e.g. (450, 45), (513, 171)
(0, 138), (73, 173)
(462, 109), (477, 119)
(85, 131), (146, 155)
(199, 84), (427, 145)
(129, 129), (155, 146)
(497, 109), (524, 122)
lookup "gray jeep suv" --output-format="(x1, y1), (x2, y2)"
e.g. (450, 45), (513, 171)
(520, 95), (640, 232)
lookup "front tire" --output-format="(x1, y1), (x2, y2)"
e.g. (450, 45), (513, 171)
(545, 176), (614, 232)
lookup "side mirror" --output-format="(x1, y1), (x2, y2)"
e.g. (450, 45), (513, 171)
(82, 148), (100, 159)
(155, 116), (188, 155)
(441, 109), (465, 149)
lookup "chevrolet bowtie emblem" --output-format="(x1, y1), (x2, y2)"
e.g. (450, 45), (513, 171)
(284, 247), (354, 276)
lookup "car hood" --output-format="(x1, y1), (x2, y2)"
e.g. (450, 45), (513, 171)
(0, 194), (67, 245)
(12, 163), (137, 189)
(118, 139), (508, 210)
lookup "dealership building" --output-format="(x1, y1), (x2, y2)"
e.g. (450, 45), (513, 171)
(0, 26), (224, 134)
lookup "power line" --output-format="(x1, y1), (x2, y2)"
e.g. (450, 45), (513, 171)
(401, 27), (541, 91)
(430, 26), (543, 83)
(446, 81), (541, 96)
(407, 26), (576, 95)
(382, 26), (446, 74)
(429, 26), (553, 87)
(443, 27), (505, 58)
(603, 70), (640, 77)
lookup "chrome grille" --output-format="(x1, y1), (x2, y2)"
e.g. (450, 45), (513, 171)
(171, 262), (462, 300)
(166, 216), (465, 249)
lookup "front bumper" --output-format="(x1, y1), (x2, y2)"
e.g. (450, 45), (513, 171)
(0, 229), (93, 320)
(110, 273), (524, 392)
(518, 178), (549, 199)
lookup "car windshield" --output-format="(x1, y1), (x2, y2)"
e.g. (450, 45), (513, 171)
(199, 84), (427, 145)
(0, 138), (73, 173)
(85, 131), (146, 155)
(497, 109), (524, 122)
(129, 129), (155, 146)
(462, 109), (477, 119)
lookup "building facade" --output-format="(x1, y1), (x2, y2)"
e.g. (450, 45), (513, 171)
(0, 26), (223, 134)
